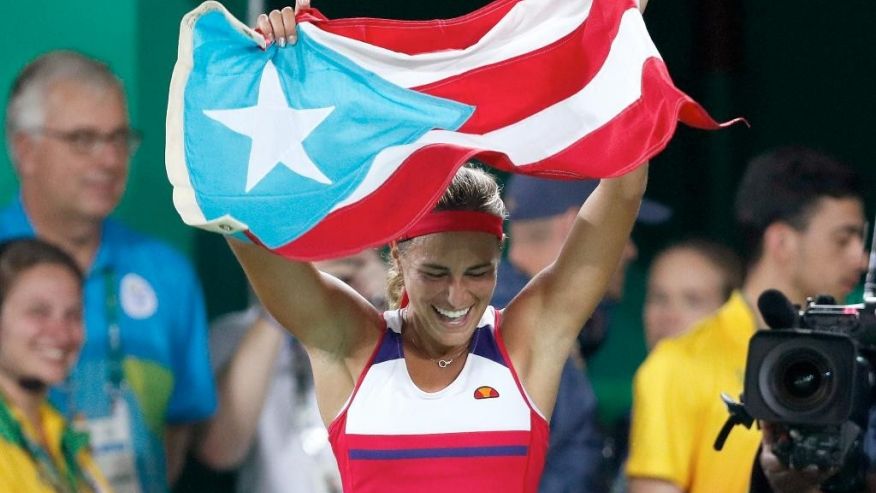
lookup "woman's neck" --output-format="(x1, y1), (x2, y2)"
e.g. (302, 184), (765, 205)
(400, 323), (472, 392)
(401, 310), (470, 360)
(0, 371), (45, 434)
(406, 332), (470, 368)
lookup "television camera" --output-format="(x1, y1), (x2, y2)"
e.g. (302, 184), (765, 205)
(714, 230), (876, 492)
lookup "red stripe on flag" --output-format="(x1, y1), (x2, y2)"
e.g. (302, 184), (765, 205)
(416, 0), (628, 134)
(268, 59), (739, 260)
(302, 0), (519, 55)
(310, 0), (635, 135)
(272, 145), (479, 260)
(481, 58), (740, 179)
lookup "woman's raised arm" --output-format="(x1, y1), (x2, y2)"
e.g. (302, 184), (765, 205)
(502, 164), (648, 406)
(228, 239), (382, 360)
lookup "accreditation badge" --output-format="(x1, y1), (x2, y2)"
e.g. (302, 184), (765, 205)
(86, 398), (142, 493)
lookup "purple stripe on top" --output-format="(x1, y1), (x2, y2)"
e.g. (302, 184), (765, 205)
(374, 308), (505, 366)
(350, 445), (528, 460)
(372, 329), (403, 364)
(470, 325), (507, 367)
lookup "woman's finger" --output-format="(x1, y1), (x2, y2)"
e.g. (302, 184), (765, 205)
(280, 6), (297, 45)
(256, 13), (273, 44)
(268, 9), (287, 47)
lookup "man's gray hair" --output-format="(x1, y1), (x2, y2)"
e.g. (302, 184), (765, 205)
(5, 50), (124, 155)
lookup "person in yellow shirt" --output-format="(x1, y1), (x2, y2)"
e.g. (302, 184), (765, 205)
(642, 238), (743, 350)
(0, 238), (112, 492)
(626, 147), (868, 493)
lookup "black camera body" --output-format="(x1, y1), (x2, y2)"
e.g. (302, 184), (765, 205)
(744, 298), (873, 428)
(742, 295), (875, 477)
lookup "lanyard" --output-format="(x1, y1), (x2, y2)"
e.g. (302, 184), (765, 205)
(0, 395), (94, 493)
(103, 268), (125, 395)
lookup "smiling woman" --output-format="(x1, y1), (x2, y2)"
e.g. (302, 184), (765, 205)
(229, 156), (648, 493)
(0, 238), (111, 493)
(386, 170), (506, 382)
(216, 0), (650, 488)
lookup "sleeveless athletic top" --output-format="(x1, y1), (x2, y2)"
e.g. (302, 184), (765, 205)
(328, 306), (550, 493)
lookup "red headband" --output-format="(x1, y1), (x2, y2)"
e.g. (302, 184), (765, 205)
(398, 211), (504, 242)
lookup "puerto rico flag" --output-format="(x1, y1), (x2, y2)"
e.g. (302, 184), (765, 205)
(166, 0), (736, 260)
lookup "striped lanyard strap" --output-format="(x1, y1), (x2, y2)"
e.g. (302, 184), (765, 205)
(103, 268), (125, 396)
(0, 395), (94, 493)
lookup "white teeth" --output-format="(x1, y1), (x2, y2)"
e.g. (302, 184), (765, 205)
(434, 306), (470, 319)
(37, 348), (65, 361)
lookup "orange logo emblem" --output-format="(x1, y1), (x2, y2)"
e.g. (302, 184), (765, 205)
(474, 386), (500, 399)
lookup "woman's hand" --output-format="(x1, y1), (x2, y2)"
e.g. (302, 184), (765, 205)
(256, 0), (311, 47)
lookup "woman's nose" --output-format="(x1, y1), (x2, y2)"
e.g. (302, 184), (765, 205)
(446, 279), (472, 308)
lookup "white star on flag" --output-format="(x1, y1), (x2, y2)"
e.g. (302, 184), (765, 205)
(204, 60), (335, 192)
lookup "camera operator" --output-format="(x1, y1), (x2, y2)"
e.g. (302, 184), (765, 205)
(626, 146), (868, 493)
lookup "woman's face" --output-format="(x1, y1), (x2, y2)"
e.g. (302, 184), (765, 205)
(399, 231), (500, 350)
(0, 264), (84, 388)
(643, 248), (727, 350)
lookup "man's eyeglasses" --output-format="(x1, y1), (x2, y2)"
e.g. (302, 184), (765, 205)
(30, 127), (143, 156)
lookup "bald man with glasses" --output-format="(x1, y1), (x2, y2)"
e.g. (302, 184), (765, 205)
(1, 50), (216, 493)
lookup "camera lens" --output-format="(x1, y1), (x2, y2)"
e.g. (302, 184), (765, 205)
(748, 331), (857, 424)
(782, 360), (826, 399)
(771, 349), (833, 411)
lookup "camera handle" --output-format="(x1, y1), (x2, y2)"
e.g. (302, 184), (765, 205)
(714, 393), (755, 451)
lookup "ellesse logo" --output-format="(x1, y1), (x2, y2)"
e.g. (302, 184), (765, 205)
(473, 386), (500, 399)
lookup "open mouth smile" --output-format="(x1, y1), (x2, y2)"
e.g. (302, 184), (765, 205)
(433, 305), (471, 322)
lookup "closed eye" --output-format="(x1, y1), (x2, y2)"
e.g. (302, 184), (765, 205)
(421, 270), (447, 279)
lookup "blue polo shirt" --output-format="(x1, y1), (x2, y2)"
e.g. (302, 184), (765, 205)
(0, 196), (217, 493)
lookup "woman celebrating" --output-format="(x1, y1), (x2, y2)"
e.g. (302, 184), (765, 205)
(232, 8), (650, 492)
(0, 238), (111, 492)
(231, 162), (646, 491)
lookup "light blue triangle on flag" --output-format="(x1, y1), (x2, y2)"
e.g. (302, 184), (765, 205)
(183, 11), (474, 248)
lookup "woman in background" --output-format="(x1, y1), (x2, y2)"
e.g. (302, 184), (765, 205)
(0, 238), (111, 493)
(643, 238), (743, 350)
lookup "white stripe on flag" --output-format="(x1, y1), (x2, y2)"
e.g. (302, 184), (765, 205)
(299, 0), (593, 89)
(335, 9), (658, 210)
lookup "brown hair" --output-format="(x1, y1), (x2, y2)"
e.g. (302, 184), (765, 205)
(0, 238), (83, 308)
(734, 147), (863, 267)
(386, 165), (506, 309)
(653, 238), (743, 301)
